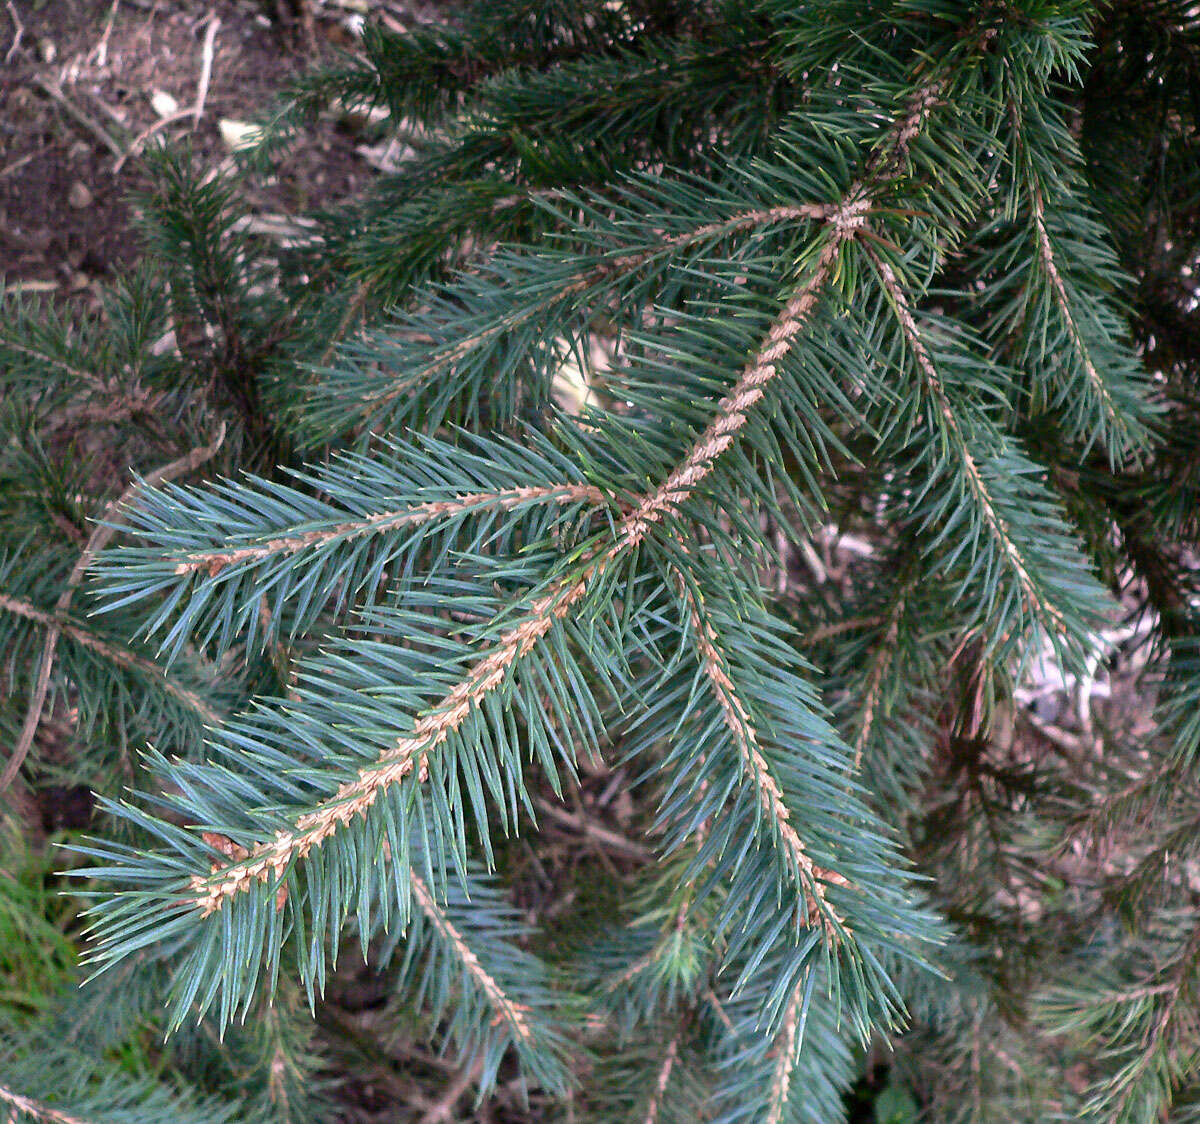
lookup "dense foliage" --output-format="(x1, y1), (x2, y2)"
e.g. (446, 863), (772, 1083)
(2, 1), (1200, 1121)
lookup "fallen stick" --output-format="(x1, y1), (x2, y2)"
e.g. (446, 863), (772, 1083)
(35, 77), (124, 160)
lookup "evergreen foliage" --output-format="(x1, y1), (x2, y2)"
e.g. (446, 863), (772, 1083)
(1, 0), (1199, 1120)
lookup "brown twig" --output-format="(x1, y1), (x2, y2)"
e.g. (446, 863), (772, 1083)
(111, 108), (194, 175)
(4, 0), (22, 64)
(798, 615), (884, 647)
(286, 0), (312, 57)
(4, 279), (58, 294)
(111, 15), (220, 173)
(852, 588), (910, 771)
(316, 280), (371, 369)
(416, 1057), (484, 1124)
(532, 795), (652, 862)
(0, 424), (227, 792)
(192, 15), (220, 129)
(34, 77), (124, 160)
(0, 148), (39, 180)
(642, 1026), (681, 1124)
(88, 0), (120, 67)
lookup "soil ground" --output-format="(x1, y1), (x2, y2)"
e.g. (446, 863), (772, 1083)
(0, 0), (436, 299)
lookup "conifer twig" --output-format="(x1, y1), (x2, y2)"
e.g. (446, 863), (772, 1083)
(1, 339), (113, 395)
(1030, 184), (1123, 433)
(317, 280), (371, 369)
(9, 2), (1173, 1116)
(171, 482), (607, 575)
(532, 795), (652, 861)
(0, 424), (226, 792)
(642, 1025), (682, 1124)
(367, 201), (840, 410)
(799, 615), (884, 646)
(852, 569), (918, 771)
(409, 871), (534, 1043)
(1105, 924), (1200, 1119)
(678, 575), (844, 927)
(0, 594), (220, 725)
(0, 1081), (90, 1124)
(863, 243), (1069, 633)
(765, 978), (806, 1124)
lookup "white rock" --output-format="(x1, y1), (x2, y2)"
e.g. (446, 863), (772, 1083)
(218, 119), (262, 152)
(150, 90), (180, 119)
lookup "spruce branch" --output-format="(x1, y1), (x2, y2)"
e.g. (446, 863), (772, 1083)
(677, 575), (844, 930)
(98, 431), (612, 659)
(765, 980), (806, 1124)
(1030, 184), (1124, 438)
(642, 1026), (681, 1124)
(851, 573), (915, 772)
(372, 837), (574, 1093)
(798, 616), (886, 647)
(977, 81), (1161, 464)
(5, 1), (1187, 1119)
(0, 339), (112, 397)
(314, 279), (371, 371)
(187, 569), (591, 914)
(88, 23), (998, 1056)
(0, 423), (226, 792)
(408, 870), (533, 1046)
(0, 295), (159, 424)
(0, 1020), (242, 1124)
(184, 210), (863, 914)
(0, 1083), (92, 1124)
(65, 9), (1160, 1116)
(619, 209), (868, 536)
(358, 200), (844, 421)
(707, 955), (855, 1124)
(0, 594), (220, 727)
(170, 482), (607, 578)
(1042, 920), (1200, 1123)
(863, 242), (1096, 647)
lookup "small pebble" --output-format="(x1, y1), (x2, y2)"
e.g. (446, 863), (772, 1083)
(67, 181), (93, 209)
(150, 90), (180, 119)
